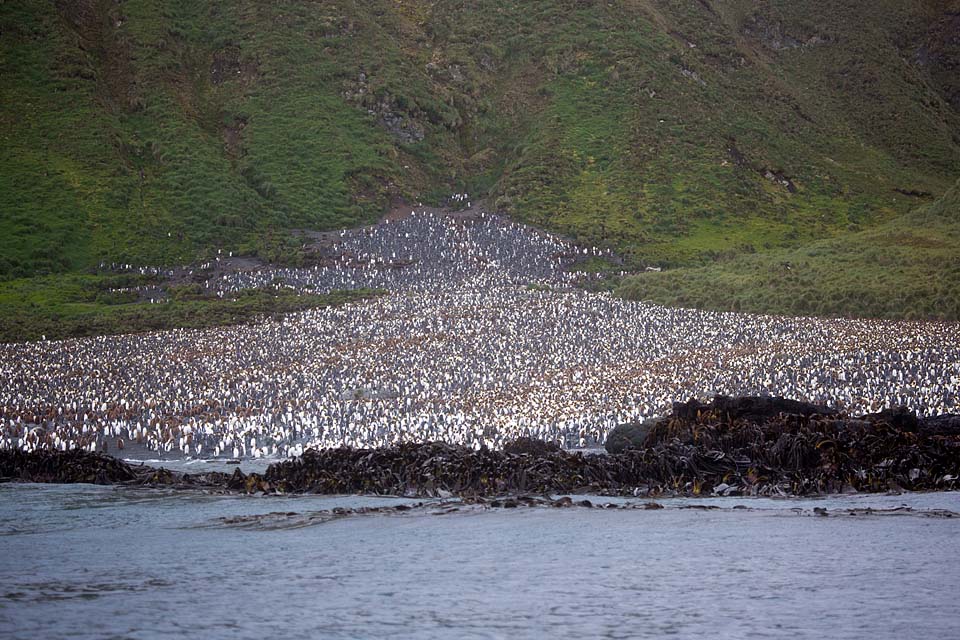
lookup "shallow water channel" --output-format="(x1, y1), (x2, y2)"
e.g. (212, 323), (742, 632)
(1, 483), (958, 639)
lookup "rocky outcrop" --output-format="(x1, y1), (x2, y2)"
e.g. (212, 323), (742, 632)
(672, 395), (836, 422)
(922, 415), (960, 437)
(0, 448), (137, 485)
(261, 408), (959, 495)
(864, 406), (920, 432)
(502, 437), (561, 456)
(741, 12), (829, 52)
(342, 73), (427, 143)
(604, 417), (663, 454)
(607, 395), (836, 453)
(610, 394), (960, 449)
(0, 448), (231, 488)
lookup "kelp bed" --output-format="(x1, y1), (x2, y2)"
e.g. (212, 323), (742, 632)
(2, 397), (959, 497)
(0, 447), (231, 489)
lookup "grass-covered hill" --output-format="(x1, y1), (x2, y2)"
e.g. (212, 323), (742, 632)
(1, 0), (959, 327)
(618, 179), (960, 321)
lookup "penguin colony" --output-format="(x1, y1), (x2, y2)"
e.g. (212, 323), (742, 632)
(2, 206), (959, 458)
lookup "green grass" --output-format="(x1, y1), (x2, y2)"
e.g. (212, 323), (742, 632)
(491, 0), (960, 267)
(1, 0), (959, 332)
(0, 277), (383, 342)
(618, 179), (960, 320)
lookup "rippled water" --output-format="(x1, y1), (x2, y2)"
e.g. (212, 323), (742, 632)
(1, 484), (958, 639)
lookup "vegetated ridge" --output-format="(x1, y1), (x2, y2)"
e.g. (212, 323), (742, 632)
(618, 179), (960, 320)
(1, 0), (959, 322)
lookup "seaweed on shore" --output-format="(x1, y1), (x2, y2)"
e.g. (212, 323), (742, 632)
(259, 398), (960, 497)
(3, 398), (959, 498)
(0, 448), (139, 485)
(0, 448), (232, 489)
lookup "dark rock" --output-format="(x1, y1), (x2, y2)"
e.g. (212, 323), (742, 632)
(502, 437), (560, 456)
(711, 394), (837, 419)
(674, 395), (836, 422)
(604, 417), (663, 453)
(0, 448), (138, 484)
(829, 419), (875, 434)
(865, 406), (920, 432)
(741, 12), (827, 52)
(0, 448), (234, 490)
(379, 111), (425, 143)
(894, 188), (933, 198)
(227, 467), (247, 491)
(921, 414), (960, 436)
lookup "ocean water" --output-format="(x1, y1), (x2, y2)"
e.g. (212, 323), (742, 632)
(1, 483), (958, 639)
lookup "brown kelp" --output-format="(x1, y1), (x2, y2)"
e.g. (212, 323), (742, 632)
(0, 448), (231, 489)
(3, 397), (959, 497)
(0, 448), (140, 485)
(259, 397), (960, 497)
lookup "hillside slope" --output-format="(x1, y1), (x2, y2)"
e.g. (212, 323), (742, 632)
(618, 178), (960, 320)
(2, 1), (959, 308)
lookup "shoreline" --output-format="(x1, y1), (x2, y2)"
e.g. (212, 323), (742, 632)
(4, 396), (958, 499)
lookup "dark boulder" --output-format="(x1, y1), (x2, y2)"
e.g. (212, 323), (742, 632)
(226, 467), (247, 491)
(673, 395), (836, 422)
(864, 406), (920, 432)
(0, 448), (138, 484)
(670, 398), (707, 420)
(605, 417), (664, 453)
(921, 414), (960, 436)
(827, 419), (876, 435)
(502, 437), (560, 456)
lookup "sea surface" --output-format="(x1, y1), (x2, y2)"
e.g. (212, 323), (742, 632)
(1, 482), (958, 639)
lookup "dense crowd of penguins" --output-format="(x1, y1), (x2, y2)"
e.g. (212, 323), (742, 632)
(209, 210), (602, 295)
(2, 205), (959, 459)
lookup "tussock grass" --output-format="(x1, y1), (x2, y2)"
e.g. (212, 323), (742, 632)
(618, 181), (960, 321)
(1, 1), (958, 331)
(0, 278), (382, 343)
